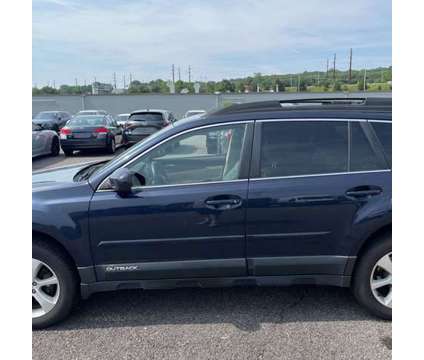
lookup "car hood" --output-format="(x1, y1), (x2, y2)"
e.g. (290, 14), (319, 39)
(32, 162), (98, 190)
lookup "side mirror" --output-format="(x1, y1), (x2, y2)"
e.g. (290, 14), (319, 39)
(109, 168), (146, 196)
(109, 168), (135, 196)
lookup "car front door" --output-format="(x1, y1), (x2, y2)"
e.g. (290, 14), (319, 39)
(89, 122), (253, 281)
(246, 119), (391, 277)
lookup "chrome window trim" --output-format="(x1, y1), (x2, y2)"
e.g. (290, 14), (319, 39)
(250, 169), (391, 182)
(368, 120), (392, 124)
(97, 179), (248, 193)
(96, 120), (253, 191)
(257, 118), (368, 123)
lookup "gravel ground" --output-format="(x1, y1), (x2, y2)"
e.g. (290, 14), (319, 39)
(32, 153), (392, 360)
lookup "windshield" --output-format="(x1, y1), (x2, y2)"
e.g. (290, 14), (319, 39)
(118, 115), (129, 121)
(68, 116), (106, 126)
(129, 113), (164, 122)
(34, 112), (56, 120)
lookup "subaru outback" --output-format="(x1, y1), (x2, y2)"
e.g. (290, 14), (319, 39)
(32, 97), (392, 328)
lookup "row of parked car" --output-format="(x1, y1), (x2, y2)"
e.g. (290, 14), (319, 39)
(32, 109), (207, 158)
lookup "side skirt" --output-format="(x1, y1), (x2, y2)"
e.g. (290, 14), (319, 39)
(80, 274), (351, 299)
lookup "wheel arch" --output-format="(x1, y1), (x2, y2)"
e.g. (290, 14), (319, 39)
(32, 230), (80, 282)
(346, 223), (392, 276)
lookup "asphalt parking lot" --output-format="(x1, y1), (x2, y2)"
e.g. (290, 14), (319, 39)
(32, 151), (391, 360)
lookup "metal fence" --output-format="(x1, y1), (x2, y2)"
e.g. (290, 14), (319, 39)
(32, 92), (391, 119)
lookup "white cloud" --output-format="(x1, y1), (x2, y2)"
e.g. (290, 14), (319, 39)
(32, 0), (391, 85)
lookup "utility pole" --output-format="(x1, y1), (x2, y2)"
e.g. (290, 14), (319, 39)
(326, 58), (329, 77)
(317, 72), (320, 86)
(297, 75), (300, 92)
(94, 77), (96, 83)
(123, 74), (126, 89)
(188, 65), (191, 83)
(171, 64), (175, 85)
(84, 79), (86, 87)
(381, 69), (384, 83)
(75, 78), (78, 87)
(53, 80), (56, 89)
(290, 75), (293, 87)
(178, 67), (181, 81)
(129, 73), (133, 86)
(363, 69), (367, 93)
(333, 53), (336, 85)
(348, 48), (353, 82)
(113, 72), (117, 89)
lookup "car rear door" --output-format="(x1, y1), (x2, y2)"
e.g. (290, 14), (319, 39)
(89, 122), (254, 281)
(246, 119), (391, 277)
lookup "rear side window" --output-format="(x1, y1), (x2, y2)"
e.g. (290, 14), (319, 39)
(260, 121), (348, 178)
(371, 122), (392, 166)
(350, 122), (387, 171)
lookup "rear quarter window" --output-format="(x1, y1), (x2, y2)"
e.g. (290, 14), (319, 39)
(350, 122), (387, 171)
(371, 122), (392, 166)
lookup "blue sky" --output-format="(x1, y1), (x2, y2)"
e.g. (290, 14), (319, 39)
(33, 0), (392, 87)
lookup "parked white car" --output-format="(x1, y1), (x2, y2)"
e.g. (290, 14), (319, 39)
(184, 109), (207, 118)
(116, 113), (130, 127)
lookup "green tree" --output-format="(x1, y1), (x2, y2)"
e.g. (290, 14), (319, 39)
(333, 82), (342, 91)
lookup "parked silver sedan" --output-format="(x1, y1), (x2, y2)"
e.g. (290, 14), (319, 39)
(32, 122), (60, 158)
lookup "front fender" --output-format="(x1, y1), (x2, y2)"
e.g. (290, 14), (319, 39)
(32, 182), (94, 267)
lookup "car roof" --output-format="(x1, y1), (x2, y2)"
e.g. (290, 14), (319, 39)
(78, 109), (107, 113)
(130, 109), (168, 115)
(204, 97), (392, 123)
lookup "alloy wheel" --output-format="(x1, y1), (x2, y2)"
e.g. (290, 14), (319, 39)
(32, 258), (60, 318)
(370, 252), (392, 308)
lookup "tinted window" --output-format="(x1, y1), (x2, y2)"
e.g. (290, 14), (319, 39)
(350, 122), (386, 171)
(129, 113), (164, 122)
(127, 124), (247, 186)
(68, 116), (106, 126)
(371, 122), (392, 165)
(260, 121), (348, 177)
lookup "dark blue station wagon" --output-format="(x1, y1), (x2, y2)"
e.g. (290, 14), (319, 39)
(32, 98), (392, 328)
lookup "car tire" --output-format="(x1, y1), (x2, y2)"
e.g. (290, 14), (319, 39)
(352, 233), (392, 320)
(32, 238), (79, 329)
(107, 138), (116, 154)
(50, 137), (60, 156)
(63, 149), (73, 156)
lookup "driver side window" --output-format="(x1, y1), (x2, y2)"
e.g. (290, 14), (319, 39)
(127, 124), (247, 187)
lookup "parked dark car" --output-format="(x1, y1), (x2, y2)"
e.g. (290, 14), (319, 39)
(33, 111), (72, 132)
(59, 114), (123, 156)
(123, 109), (176, 145)
(32, 97), (392, 328)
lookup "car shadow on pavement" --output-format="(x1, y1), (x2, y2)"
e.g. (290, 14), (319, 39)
(41, 286), (386, 332)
